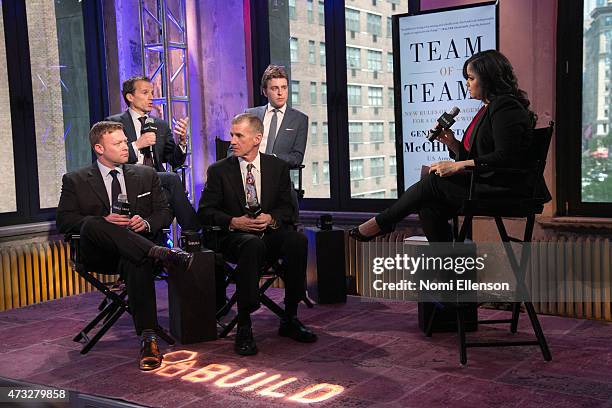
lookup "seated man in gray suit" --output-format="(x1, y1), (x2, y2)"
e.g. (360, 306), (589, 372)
(242, 64), (309, 168)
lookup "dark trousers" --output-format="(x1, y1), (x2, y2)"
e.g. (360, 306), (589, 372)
(376, 173), (469, 242)
(158, 171), (200, 231)
(219, 229), (308, 315)
(79, 217), (158, 333)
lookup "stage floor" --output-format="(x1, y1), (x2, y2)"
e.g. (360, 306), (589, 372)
(1, 283), (611, 407)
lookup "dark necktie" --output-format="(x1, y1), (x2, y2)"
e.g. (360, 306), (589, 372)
(265, 109), (280, 154)
(109, 169), (121, 209)
(245, 163), (259, 207)
(138, 116), (155, 168)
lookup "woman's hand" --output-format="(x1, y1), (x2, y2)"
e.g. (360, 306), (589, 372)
(435, 129), (461, 155)
(430, 160), (472, 177)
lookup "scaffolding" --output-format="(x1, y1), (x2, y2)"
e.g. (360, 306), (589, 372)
(139, 0), (192, 243)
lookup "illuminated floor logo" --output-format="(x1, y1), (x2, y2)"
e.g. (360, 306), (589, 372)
(152, 350), (345, 403)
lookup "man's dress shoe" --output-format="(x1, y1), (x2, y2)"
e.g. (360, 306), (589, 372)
(278, 317), (318, 343)
(235, 326), (258, 356)
(139, 337), (162, 371)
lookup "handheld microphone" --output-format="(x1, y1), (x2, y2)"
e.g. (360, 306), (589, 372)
(141, 117), (157, 157)
(427, 107), (460, 142)
(112, 194), (131, 217)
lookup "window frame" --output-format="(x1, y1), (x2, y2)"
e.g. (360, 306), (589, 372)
(0, 0), (107, 227)
(249, 0), (416, 212)
(556, 0), (612, 216)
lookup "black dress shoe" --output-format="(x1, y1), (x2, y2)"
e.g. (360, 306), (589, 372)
(139, 337), (162, 371)
(279, 317), (318, 343)
(164, 248), (193, 271)
(348, 225), (394, 242)
(235, 326), (258, 356)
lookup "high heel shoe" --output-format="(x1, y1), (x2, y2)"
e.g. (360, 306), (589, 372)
(348, 225), (393, 242)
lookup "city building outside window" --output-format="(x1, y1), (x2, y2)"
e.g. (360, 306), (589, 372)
(291, 80), (300, 105)
(368, 86), (383, 107)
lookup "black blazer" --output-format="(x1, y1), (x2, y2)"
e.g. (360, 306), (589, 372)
(56, 163), (172, 238)
(450, 94), (533, 195)
(197, 154), (295, 231)
(106, 111), (186, 172)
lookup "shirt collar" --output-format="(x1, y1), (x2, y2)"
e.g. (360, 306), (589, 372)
(97, 160), (123, 177)
(238, 152), (261, 171)
(128, 107), (147, 121)
(266, 103), (286, 115)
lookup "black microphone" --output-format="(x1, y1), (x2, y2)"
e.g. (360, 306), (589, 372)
(141, 117), (157, 157)
(427, 107), (460, 142)
(112, 193), (131, 216)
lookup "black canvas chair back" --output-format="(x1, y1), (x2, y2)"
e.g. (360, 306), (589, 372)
(214, 136), (306, 200)
(437, 121), (555, 365)
(66, 234), (175, 354)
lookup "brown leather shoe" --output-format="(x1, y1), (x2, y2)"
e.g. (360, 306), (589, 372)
(139, 337), (162, 371)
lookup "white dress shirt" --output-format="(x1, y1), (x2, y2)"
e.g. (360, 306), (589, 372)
(127, 108), (187, 165)
(259, 103), (286, 154)
(238, 153), (262, 203)
(97, 161), (126, 209)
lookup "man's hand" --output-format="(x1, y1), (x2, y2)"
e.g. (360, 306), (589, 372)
(128, 215), (147, 233)
(135, 131), (156, 149)
(255, 213), (273, 228)
(104, 213), (130, 227)
(174, 117), (189, 146)
(230, 215), (269, 232)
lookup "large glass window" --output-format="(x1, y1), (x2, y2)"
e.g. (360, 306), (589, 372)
(261, 0), (407, 207)
(582, 0), (612, 202)
(27, 0), (92, 209)
(0, 6), (16, 213)
(1, 0), (98, 222)
(345, 2), (400, 199)
(269, 0), (330, 199)
(26, 0), (91, 209)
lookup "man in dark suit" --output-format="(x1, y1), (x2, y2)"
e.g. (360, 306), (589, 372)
(198, 113), (317, 356)
(57, 121), (194, 371)
(107, 76), (199, 231)
(245, 65), (308, 168)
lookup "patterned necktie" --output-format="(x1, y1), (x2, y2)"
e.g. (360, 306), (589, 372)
(109, 170), (121, 209)
(265, 109), (280, 154)
(245, 163), (259, 207)
(138, 116), (155, 168)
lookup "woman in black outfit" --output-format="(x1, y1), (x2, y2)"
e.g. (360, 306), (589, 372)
(350, 50), (537, 242)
